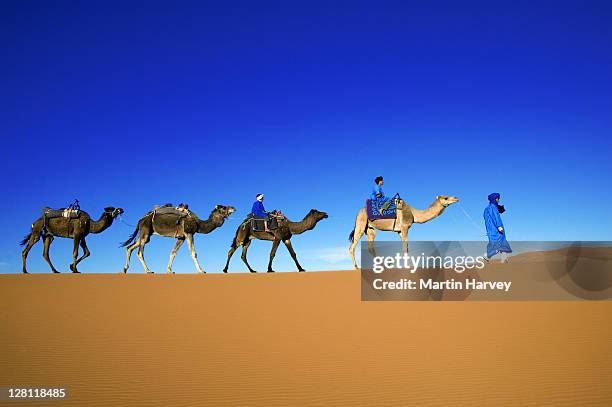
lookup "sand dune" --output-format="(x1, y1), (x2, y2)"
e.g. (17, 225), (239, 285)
(2, 262), (612, 406)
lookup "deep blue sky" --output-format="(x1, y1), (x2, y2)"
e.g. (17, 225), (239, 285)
(1, 1), (611, 273)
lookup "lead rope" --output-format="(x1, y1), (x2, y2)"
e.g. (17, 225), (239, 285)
(456, 202), (488, 237)
(117, 214), (137, 228)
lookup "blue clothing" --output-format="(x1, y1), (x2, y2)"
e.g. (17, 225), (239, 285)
(488, 192), (500, 204)
(483, 203), (512, 258)
(251, 201), (268, 218)
(371, 185), (388, 202)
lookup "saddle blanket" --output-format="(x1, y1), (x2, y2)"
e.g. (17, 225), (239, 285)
(366, 199), (397, 221)
(153, 206), (191, 217)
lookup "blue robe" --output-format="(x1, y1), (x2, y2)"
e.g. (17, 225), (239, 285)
(483, 203), (512, 258)
(251, 201), (268, 218)
(371, 185), (388, 203)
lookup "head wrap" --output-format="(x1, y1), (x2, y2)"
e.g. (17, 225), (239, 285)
(488, 193), (500, 204)
(256, 194), (264, 201)
(488, 193), (505, 213)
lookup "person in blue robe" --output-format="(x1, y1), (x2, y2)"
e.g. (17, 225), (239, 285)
(251, 194), (269, 218)
(371, 176), (392, 214)
(483, 192), (512, 262)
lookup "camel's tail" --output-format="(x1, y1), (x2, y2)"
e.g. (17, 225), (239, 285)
(348, 229), (355, 243)
(19, 232), (32, 246)
(120, 223), (140, 247)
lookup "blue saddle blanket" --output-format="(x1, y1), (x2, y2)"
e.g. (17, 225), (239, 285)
(366, 199), (397, 220)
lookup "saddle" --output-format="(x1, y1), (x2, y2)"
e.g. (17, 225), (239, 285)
(42, 207), (80, 220)
(249, 211), (284, 232)
(151, 204), (193, 238)
(152, 205), (192, 219)
(366, 195), (399, 221)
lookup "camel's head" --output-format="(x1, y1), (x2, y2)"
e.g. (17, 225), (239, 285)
(436, 196), (459, 207)
(213, 205), (236, 219)
(308, 209), (329, 221)
(104, 207), (124, 218)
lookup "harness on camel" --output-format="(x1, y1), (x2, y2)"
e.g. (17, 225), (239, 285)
(243, 210), (285, 233)
(151, 203), (192, 238)
(41, 199), (81, 234)
(366, 193), (402, 232)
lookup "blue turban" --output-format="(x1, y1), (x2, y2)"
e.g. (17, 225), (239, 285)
(488, 193), (500, 204)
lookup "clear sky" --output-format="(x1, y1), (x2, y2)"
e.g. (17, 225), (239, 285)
(1, 1), (611, 273)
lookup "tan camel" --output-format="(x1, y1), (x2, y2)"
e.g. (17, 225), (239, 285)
(121, 205), (236, 274)
(348, 196), (459, 269)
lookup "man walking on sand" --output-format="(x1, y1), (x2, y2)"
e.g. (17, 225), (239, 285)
(484, 192), (512, 263)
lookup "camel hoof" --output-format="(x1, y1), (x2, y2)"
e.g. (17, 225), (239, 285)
(167, 271), (175, 274)
(222, 269), (228, 273)
(250, 270), (257, 273)
(22, 271), (28, 274)
(146, 271), (154, 274)
(267, 269), (275, 273)
(53, 270), (60, 274)
(298, 269), (306, 272)
(198, 271), (206, 274)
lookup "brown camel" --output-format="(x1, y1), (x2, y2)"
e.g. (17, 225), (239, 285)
(20, 207), (125, 274)
(348, 196), (459, 269)
(223, 209), (328, 273)
(121, 205), (236, 274)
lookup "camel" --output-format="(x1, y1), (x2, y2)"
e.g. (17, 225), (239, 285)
(121, 204), (236, 274)
(223, 209), (328, 273)
(20, 207), (124, 273)
(348, 195), (459, 269)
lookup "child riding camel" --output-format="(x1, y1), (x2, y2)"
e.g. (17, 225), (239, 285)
(371, 176), (393, 214)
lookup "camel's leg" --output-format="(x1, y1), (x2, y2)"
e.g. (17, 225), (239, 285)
(223, 245), (238, 273)
(224, 230), (246, 273)
(185, 234), (205, 274)
(366, 227), (378, 259)
(267, 239), (281, 273)
(21, 231), (42, 274)
(284, 239), (305, 272)
(241, 239), (256, 273)
(74, 239), (90, 267)
(400, 227), (410, 255)
(42, 235), (60, 273)
(136, 239), (153, 274)
(349, 210), (368, 269)
(223, 240), (241, 273)
(69, 237), (81, 273)
(122, 240), (140, 273)
(167, 238), (185, 274)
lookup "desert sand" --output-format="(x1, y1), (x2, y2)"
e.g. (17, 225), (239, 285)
(2, 251), (612, 406)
